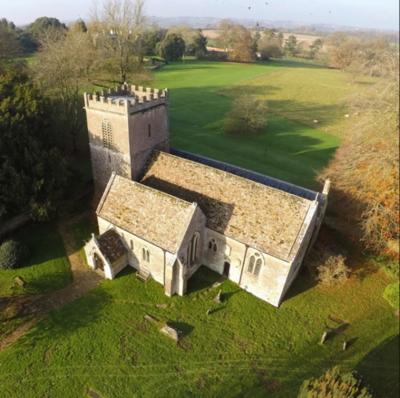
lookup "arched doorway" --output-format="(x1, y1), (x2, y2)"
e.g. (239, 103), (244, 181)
(93, 252), (104, 271)
(187, 233), (200, 267)
(223, 261), (230, 277)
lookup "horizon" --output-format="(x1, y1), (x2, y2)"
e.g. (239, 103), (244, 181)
(1, 0), (399, 31)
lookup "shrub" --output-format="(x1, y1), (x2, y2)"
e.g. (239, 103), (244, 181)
(307, 243), (350, 286)
(383, 283), (399, 309)
(0, 239), (30, 269)
(298, 367), (373, 398)
(224, 96), (268, 135)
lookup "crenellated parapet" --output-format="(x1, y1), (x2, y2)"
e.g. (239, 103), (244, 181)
(84, 83), (169, 115)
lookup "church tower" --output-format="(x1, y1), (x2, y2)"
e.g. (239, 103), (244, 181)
(84, 84), (169, 196)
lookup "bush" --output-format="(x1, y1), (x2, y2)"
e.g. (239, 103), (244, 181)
(307, 243), (350, 286)
(383, 283), (399, 309)
(0, 239), (30, 269)
(224, 96), (268, 135)
(298, 367), (373, 398)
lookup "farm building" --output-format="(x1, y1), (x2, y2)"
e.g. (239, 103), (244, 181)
(83, 84), (330, 307)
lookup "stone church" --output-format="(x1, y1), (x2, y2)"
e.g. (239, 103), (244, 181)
(83, 84), (330, 307)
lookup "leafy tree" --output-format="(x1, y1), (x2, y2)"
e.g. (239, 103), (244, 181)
(142, 27), (166, 55)
(284, 34), (298, 56)
(217, 21), (255, 62)
(258, 31), (283, 60)
(309, 38), (323, 59)
(167, 27), (207, 57)
(298, 367), (373, 398)
(0, 240), (29, 269)
(70, 19), (88, 33)
(320, 47), (399, 254)
(26, 16), (67, 49)
(224, 96), (268, 135)
(0, 65), (68, 221)
(0, 19), (21, 59)
(157, 33), (185, 62)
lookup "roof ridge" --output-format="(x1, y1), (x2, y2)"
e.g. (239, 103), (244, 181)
(152, 150), (312, 203)
(130, 178), (194, 208)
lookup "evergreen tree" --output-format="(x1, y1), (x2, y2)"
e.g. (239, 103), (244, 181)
(0, 65), (68, 221)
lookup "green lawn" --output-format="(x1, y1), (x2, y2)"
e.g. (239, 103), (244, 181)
(153, 60), (346, 188)
(0, 223), (71, 297)
(0, 263), (397, 397)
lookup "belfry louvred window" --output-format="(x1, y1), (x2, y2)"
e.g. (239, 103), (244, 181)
(102, 119), (113, 149)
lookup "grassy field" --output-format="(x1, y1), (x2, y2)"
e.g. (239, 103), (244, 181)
(152, 59), (374, 188)
(0, 223), (71, 297)
(0, 244), (397, 397)
(0, 60), (397, 397)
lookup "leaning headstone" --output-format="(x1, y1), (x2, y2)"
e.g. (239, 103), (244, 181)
(212, 281), (222, 288)
(14, 276), (25, 288)
(320, 331), (328, 345)
(144, 314), (158, 323)
(214, 290), (222, 303)
(160, 324), (180, 342)
(206, 308), (211, 316)
(342, 341), (348, 351)
(156, 303), (168, 309)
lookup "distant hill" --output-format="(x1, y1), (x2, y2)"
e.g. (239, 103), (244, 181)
(147, 15), (398, 36)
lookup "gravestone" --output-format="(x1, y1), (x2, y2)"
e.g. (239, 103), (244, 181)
(320, 331), (328, 345)
(160, 324), (180, 342)
(214, 290), (222, 303)
(14, 276), (25, 288)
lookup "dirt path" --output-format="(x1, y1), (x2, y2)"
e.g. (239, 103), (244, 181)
(0, 213), (102, 352)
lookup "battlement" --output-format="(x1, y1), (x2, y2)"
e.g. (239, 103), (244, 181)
(84, 83), (169, 115)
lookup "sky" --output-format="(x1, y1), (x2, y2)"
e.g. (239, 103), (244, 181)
(1, 0), (399, 30)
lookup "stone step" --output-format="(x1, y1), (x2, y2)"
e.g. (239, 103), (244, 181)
(136, 268), (151, 283)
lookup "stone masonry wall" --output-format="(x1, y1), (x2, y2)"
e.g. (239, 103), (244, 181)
(97, 217), (166, 285)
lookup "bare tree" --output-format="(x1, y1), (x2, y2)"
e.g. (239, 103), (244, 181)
(90, 0), (146, 82)
(34, 29), (96, 152)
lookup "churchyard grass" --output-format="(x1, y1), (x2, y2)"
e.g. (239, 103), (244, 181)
(0, 257), (397, 397)
(0, 223), (71, 297)
(0, 59), (397, 398)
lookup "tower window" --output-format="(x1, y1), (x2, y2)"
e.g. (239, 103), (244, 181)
(148, 124), (152, 137)
(102, 120), (113, 149)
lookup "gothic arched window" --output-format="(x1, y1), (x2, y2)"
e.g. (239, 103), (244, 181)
(102, 119), (113, 149)
(142, 247), (150, 263)
(208, 239), (217, 253)
(247, 252), (263, 277)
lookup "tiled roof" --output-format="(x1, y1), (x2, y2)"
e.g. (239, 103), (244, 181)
(141, 151), (313, 261)
(97, 229), (127, 263)
(97, 174), (196, 253)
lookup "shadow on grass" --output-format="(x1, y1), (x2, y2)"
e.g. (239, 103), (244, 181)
(13, 288), (112, 351)
(356, 335), (399, 398)
(187, 266), (223, 294)
(284, 271), (317, 302)
(168, 85), (340, 188)
(167, 321), (194, 338)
